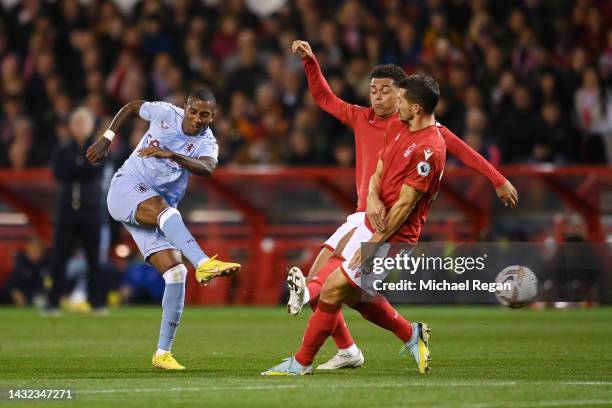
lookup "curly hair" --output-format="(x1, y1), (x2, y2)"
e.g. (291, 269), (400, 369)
(370, 64), (407, 86)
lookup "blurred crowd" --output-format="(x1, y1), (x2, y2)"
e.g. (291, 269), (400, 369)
(1, 0), (611, 170)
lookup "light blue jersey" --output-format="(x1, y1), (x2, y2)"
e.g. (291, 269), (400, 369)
(119, 101), (218, 207)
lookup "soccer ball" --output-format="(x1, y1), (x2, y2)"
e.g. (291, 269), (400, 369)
(494, 265), (538, 308)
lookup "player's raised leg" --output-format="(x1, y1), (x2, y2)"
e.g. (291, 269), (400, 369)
(149, 249), (187, 370)
(290, 217), (359, 314)
(136, 196), (241, 285)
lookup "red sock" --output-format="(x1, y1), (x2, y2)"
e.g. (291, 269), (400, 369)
(306, 257), (355, 350)
(295, 300), (341, 366)
(352, 295), (413, 343)
(307, 257), (343, 301)
(330, 312), (355, 349)
(310, 301), (355, 349)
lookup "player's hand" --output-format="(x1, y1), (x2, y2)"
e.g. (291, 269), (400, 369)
(138, 146), (174, 159)
(291, 40), (314, 59)
(86, 138), (111, 164)
(496, 180), (518, 208)
(348, 248), (362, 270)
(366, 195), (386, 232)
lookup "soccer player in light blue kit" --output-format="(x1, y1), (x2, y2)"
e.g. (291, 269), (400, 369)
(86, 88), (241, 370)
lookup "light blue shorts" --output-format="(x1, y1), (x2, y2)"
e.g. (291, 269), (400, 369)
(107, 171), (176, 261)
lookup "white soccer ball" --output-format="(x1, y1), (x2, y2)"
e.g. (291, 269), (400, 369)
(494, 265), (538, 308)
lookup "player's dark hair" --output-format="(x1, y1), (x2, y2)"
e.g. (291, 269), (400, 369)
(398, 74), (440, 114)
(370, 64), (407, 86)
(187, 88), (216, 105)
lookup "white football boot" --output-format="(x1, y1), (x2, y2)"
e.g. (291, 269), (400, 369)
(316, 347), (365, 370)
(287, 267), (307, 316)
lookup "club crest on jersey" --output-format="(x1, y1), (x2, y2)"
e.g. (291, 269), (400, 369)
(424, 149), (433, 160)
(404, 143), (417, 158)
(417, 161), (431, 176)
(185, 140), (195, 153)
(136, 183), (149, 193)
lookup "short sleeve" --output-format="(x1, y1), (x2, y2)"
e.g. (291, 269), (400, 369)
(403, 145), (437, 193)
(196, 136), (219, 162)
(139, 101), (168, 122)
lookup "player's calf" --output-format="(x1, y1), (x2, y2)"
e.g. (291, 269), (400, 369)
(157, 207), (209, 268)
(154, 263), (187, 369)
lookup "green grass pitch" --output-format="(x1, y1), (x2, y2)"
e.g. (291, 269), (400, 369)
(1, 306), (611, 407)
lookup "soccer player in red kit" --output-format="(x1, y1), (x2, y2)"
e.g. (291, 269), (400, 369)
(284, 40), (518, 370)
(262, 74), (445, 375)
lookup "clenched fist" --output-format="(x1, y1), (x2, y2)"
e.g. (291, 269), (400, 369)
(86, 138), (111, 164)
(291, 40), (314, 59)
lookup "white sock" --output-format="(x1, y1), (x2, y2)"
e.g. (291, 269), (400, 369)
(339, 343), (359, 356)
(406, 322), (419, 347)
(156, 348), (169, 357)
(301, 286), (311, 306)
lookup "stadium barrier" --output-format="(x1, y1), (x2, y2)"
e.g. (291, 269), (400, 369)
(0, 165), (610, 304)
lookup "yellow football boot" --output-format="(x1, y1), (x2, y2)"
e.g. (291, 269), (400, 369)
(402, 322), (431, 374)
(152, 352), (185, 370)
(195, 255), (241, 285)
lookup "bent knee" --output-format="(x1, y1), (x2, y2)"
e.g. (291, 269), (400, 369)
(319, 285), (344, 305)
(136, 196), (170, 226)
(320, 275), (348, 304)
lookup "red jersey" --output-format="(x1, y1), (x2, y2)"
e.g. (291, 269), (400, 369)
(302, 56), (506, 212)
(366, 121), (445, 243)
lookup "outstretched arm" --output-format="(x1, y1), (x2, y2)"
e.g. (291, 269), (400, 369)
(442, 127), (518, 207)
(86, 100), (145, 164)
(292, 40), (361, 126)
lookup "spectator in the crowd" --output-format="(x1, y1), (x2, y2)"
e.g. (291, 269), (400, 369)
(599, 29), (612, 84)
(7, 237), (49, 307)
(120, 258), (164, 304)
(497, 85), (541, 162)
(0, 0), (609, 167)
(48, 107), (105, 313)
(332, 136), (355, 167)
(6, 117), (35, 169)
(575, 67), (612, 134)
(537, 101), (581, 164)
(463, 131), (501, 166)
(285, 128), (321, 166)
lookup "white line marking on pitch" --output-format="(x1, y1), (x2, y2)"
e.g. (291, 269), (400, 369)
(77, 381), (612, 395)
(452, 400), (612, 408)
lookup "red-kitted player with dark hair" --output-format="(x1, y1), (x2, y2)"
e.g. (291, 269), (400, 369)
(282, 40), (518, 371)
(263, 74), (448, 376)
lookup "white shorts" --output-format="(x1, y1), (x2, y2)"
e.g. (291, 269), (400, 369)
(323, 212), (366, 252)
(338, 221), (391, 296)
(107, 171), (176, 261)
